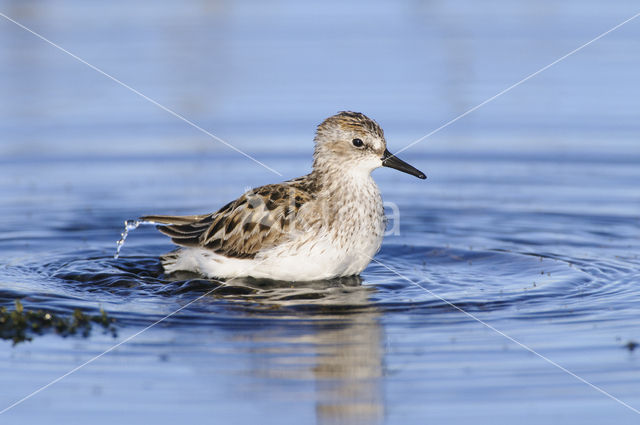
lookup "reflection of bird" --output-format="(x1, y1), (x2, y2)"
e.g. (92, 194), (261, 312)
(203, 277), (385, 424)
(142, 111), (426, 281)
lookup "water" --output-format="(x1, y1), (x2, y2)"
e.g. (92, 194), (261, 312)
(114, 219), (149, 259)
(1, 1), (640, 424)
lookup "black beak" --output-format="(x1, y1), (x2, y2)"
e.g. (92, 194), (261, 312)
(381, 149), (426, 179)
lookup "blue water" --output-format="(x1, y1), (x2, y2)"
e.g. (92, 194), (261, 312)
(1, 1), (640, 424)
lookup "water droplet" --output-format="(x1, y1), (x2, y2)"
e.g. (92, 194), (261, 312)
(114, 219), (142, 259)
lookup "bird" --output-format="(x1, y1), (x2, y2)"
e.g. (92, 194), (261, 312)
(141, 111), (426, 281)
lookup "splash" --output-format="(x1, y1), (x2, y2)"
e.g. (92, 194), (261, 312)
(114, 219), (144, 259)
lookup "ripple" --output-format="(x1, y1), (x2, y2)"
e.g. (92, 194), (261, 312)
(0, 222), (634, 339)
(1, 239), (629, 332)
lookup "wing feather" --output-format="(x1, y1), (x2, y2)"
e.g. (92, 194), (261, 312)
(140, 180), (316, 258)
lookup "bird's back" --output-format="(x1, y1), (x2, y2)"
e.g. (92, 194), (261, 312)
(140, 175), (319, 259)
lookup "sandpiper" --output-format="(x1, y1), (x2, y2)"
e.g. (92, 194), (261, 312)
(142, 111), (426, 281)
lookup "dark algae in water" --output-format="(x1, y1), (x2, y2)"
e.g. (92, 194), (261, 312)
(0, 300), (117, 345)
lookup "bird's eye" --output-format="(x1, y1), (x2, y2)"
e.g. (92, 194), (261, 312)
(352, 138), (364, 147)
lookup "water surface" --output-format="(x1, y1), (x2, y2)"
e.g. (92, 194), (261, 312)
(1, 1), (639, 424)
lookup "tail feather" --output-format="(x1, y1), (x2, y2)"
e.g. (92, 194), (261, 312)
(139, 214), (208, 225)
(157, 226), (201, 246)
(154, 223), (206, 237)
(140, 214), (211, 248)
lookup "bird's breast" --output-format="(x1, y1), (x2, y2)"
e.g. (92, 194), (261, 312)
(322, 176), (385, 255)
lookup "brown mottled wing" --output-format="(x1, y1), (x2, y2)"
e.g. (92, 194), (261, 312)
(140, 181), (315, 259)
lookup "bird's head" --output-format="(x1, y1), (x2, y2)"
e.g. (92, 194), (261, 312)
(313, 111), (426, 179)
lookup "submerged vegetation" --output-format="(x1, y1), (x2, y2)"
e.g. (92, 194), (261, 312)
(0, 300), (117, 345)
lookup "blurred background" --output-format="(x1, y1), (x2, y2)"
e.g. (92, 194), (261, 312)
(2, 0), (638, 160)
(1, 1), (639, 425)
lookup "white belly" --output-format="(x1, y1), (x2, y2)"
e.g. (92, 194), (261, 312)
(164, 225), (383, 281)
